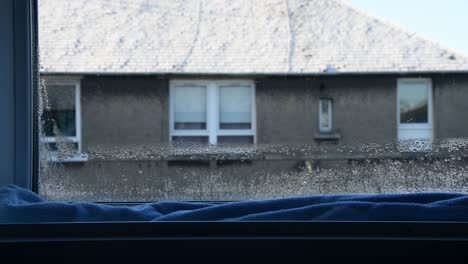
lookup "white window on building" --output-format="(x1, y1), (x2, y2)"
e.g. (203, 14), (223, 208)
(41, 78), (86, 161)
(319, 98), (333, 133)
(170, 80), (256, 145)
(397, 78), (433, 152)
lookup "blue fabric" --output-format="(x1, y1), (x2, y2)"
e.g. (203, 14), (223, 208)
(2, 184), (468, 223)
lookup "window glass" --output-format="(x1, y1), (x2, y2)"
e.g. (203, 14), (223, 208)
(173, 86), (207, 130)
(42, 85), (76, 137)
(399, 82), (429, 124)
(170, 81), (255, 146)
(40, 81), (82, 161)
(397, 80), (433, 152)
(37, 0), (468, 203)
(319, 99), (332, 132)
(219, 86), (252, 130)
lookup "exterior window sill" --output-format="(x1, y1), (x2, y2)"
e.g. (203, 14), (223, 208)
(47, 153), (89, 163)
(314, 132), (341, 141)
(164, 151), (261, 161)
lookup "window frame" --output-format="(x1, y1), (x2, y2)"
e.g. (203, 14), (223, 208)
(41, 77), (87, 162)
(2, 221), (468, 256)
(0, 0), (35, 190)
(397, 78), (434, 130)
(396, 78), (434, 152)
(169, 79), (256, 145)
(319, 98), (333, 133)
(3, 0), (468, 256)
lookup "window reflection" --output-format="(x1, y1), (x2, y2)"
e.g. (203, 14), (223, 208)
(42, 85), (76, 137)
(399, 82), (429, 124)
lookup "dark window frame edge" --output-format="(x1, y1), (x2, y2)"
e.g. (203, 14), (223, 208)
(4, 2), (468, 254)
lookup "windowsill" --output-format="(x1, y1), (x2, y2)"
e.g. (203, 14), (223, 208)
(47, 153), (89, 163)
(2, 222), (468, 256)
(164, 146), (261, 161)
(314, 132), (341, 141)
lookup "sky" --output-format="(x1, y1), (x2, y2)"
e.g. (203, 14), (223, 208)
(347, 0), (468, 56)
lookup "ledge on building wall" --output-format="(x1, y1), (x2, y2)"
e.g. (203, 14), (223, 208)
(314, 132), (342, 141)
(163, 153), (261, 162)
(46, 153), (89, 163)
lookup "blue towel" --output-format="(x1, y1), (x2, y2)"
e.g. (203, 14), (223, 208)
(1, 184), (468, 223)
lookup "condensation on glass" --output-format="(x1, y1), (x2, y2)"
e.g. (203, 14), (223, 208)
(38, 0), (468, 202)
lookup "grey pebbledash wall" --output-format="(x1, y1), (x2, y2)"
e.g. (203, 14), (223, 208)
(79, 75), (399, 148)
(77, 74), (468, 148)
(255, 76), (397, 146)
(77, 75), (468, 149)
(81, 76), (169, 149)
(433, 74), (468, 139)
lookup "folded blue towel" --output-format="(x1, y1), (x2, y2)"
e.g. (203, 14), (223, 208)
(1, 185), (468, 223)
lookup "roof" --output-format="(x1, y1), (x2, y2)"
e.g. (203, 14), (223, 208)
(38, 0), (468, 75)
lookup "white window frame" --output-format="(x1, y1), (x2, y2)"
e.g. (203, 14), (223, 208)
(42, 77), (87, 162)
(169, 80), (256, 145)
(397, 78), (434, 152)
(397, 78), (433, 130)
(319, 98), (333, 133)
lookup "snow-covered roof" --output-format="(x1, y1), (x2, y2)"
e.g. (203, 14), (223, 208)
(39, 0), (468, 75)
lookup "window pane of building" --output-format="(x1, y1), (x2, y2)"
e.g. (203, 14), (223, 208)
(399, 83), (429, 124)
(41, 84), (76, 137)
(319, 99), (332, 132)
(173, 86), (207, 130)
(219, 86), (252, 129)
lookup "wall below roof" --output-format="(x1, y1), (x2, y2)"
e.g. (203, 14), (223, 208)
(78, 74), (403, 148)
(80, 76), (169, 151)
(433, 74), (468, 139)
(256, 76), (397, 146)
(52, 73), (468, 152)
